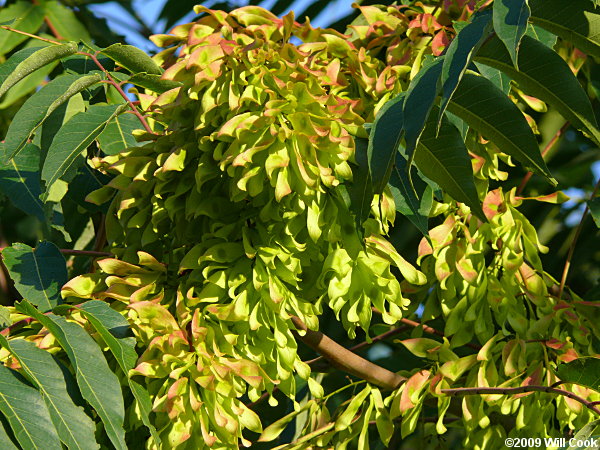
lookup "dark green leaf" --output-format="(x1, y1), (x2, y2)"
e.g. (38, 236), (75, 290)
(0, 58), (57, 110)
(403, 58), (443, 162)
(346, 137), (373, 233)
(42, 1), (92, 43)
(474, 62), (511, 94)
(0, 416), (17, 450)
(0, 2), (44, 54)
(413, 109), (486, 221)
(0, 336), (98, 450)
(589, 197), (600, 228)
(529, 0), (600, 58)
(2, 73), (102, 161)
(566, 420), (600, 450)
(556, 357), (600, 392)
(128, 73), (182, 94)
(0, 364), (61, 450)
(77, 301), (160, 446)
(101, 43), (163, 75)
(41, 104), (126, 198)
(0, 42), (79, 99)
(475, 35), (600, 145)
(62, 55), (114, 75)
(97, 113), (143, 155)
(1, 241), (67, 312)
(368, 93), (406, 194)
(438, 10), (493, 126)
(446, 72), (556, 185)
(389, 153), (433, 236)
(0, 143), (45, 221)
(16, 301), (127, 450)
(493, 0), (531, 68)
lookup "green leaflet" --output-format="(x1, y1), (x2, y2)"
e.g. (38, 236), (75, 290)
(0, 364), (61, 450)
(42, 103), (127, 198)
(16, 301), (127, 450)
(2, 73), (102, 162)
(345, 137), (373, 234)
(334, 385), (371, 431)
(42, 1), (92, 43)
(413, 109), (486, 221)
(388, 152), (433, 236)
(589, 197), (600, 228)
(0, 143), (45, 221)
(0, 1), (44, 54)
(446, 72), (556, 185)
(566, 420), (600, 450)
(101, 43), (163, 75)
(529, 0), (600, 59)
(1, 241), (67, 312)
(97, 113), (142, 155)
(493, 0), (531, 69)
(475, 35), (600, 146)
(367, 92), (406, 194)
(438, 9), (493, 128)
(128, 73), (182, 94)
(0, 42), (79, 99)
(556, 357), (600, 392)
(0, 417), (17, 450)
(0, 336), (98, 450)
(258, 401), (314, 442)
(474, 62), (511, 94)
(403, 57), (443, 164)
(77, 300), (160, 446)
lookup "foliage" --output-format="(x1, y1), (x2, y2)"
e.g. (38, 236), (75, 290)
(0, 0), (599, 449)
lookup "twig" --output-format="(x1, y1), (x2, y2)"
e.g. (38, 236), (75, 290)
(558, 177), (600, 300)
(32, 0), (64, 40)
(441, 384), (600, 416)
(0, 25), (61, 45)
(84, 52), (156, 135)
(517, 122), (570, 195)
(291, 316), (406, 390)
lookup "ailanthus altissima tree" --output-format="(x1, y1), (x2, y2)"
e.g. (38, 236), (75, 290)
(0, 0), (599, 448)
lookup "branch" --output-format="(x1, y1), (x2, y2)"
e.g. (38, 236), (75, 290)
(517, 121), (570, 195)
(441, 384), (600, 416)
(0, 25), (61, 45)
(291, 316), (406, 390)
(32, 0), (64, 40)
(558, 177), (600, 300)
(59, 249), (111, 257)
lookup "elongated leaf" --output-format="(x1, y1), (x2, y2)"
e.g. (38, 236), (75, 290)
(76, 301), (160, 445)
(16, 301), (127, 450)
(0, 417), (17, 450)
(42, 104), (126, 197)
(101, 44), (163, 75)
(0, 55), (57, 110)
(0, 2), (44, 54)
(438, 10), (493, 126)
(413, 110), (486, 221)
(42, 1), (92, 43)
(259, 401), (314, 442)
(589, 197), (600, 228)
(529, 0), (600, 58)
(97, 113), (142, 155)
(368, 93), (405, 194)
(346, 137), (373, 233)
(566, 420), (600, 450)
(403, 58), (443, 162)
(474, 62), (511, 94)
(493, 0), (531, 68)
(0, 46), (41, 90)
(335, 385), (371, 431)
(0, 42), (78, 99)
(446, 72), (555, 184)
(525, 23), (557, 48)
(0, 336), (98, 450)
(475, 35), (600, 145)
(128, 73), (182, 94)
(389, 153), (432, 236)
(2, 73), (102, 161)
(0, 143), (44, 221)
(556, 357), (600, 392)
(0, 364), (61, 450)
(1, 242), (67, 312)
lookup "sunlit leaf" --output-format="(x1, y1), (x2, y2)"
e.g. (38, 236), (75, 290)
(556, 357), (600, 392)
(493, 0), (531, 69)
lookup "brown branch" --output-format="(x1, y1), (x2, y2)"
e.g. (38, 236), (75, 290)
(558, 177), (600, 300)
(441, 384), (600, 416)
(32, 0), (64, 40)
(290, 317), (406, 390)
(517, 122), (570, 195)
(82, 52), (156, 135)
